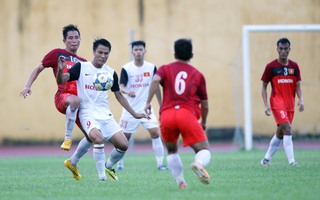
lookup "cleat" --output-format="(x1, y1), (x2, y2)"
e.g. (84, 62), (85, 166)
(179, 181), (187, 189)
(191, 161), (210, 184)
(260, 158), (271, 166)
(61, 138), (72, 151)
(105, 168), (118, 181)
(289, 161), (298, 166)
(158, 164), (169, 170)
(64, 159), (81, 180)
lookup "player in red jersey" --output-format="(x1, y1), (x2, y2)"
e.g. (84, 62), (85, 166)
(260, 38), (304, 166)
(145, 38), (211, 189)
(20, 24), (91, 151)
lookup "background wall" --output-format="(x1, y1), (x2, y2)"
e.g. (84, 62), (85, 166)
(0, 0), (319, 144)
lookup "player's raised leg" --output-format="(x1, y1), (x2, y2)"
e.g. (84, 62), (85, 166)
(59, 94), (80, 151)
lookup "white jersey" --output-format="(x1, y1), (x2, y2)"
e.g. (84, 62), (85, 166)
(76, 61), (115, 120)
(121, 60), (156, 114)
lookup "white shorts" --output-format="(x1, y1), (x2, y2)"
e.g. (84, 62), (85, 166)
(119, 112), (158, 133)
(81, 117), (122, 141)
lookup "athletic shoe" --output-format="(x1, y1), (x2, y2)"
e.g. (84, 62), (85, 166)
(99, 176), (107, 181)
(179, 181), (187, 189)
(158, 164), (169, 170)
(289, 161), (298, 166)
(64, 159), (81, 180)
(116, 164), (124, 171)
(260, 158), (271, 166)
(105, 168), (118, 181)
(61, 138), (72, 151)
(191, 161), (210, 184)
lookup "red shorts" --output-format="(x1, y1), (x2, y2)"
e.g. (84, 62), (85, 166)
(160, 107), (207, 147)
(54, 93), (81, 128)
(271, 109), (294, 125)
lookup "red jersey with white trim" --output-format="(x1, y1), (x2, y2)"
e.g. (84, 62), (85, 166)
(261, 59), (301, 111)
(156, 61), (208, 119)
(42, 48), (86, 96)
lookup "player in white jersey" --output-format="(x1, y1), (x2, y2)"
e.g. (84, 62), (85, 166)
(57, 38), (149, 181)
(117, 40), (168, 170)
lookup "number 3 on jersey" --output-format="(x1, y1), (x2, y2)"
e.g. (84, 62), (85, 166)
(175, 71), (188, 95)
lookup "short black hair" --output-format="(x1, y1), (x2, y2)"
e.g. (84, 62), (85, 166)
(62, 24), (80, 40)
(130, 40), (146, 49)
(277, 38), (291, 46)
(174, 38), (193, 61)
(93, 38), (112, 51)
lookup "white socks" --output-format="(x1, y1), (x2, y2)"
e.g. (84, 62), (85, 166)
(152, 137), (165, 167)
(70, 138), (92, 167)
(167, 153), (184, 183)
(93, 146), (106, 180)
(264, 134), (295, 164)
(106, 148), (126, 170)
(65, 105), (79, 139)
(283, 135), (295, 164)
(194, 149), (211, 167)
(264, 134), (282, 160)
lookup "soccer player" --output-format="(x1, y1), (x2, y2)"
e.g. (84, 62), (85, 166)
(57, 38), (149, 181)
(117, 40), (167, 171)
(260, 38), (304, 166)
(20, 24), (91, 151)
(145, 39), (211, 189)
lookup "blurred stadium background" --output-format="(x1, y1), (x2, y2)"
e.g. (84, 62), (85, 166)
(0, 0), (319, 149)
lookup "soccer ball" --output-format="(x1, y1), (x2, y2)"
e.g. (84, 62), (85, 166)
(93, 71), (114, 91)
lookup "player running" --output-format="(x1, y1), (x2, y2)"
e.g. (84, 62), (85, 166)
(145, 38), (211, 189)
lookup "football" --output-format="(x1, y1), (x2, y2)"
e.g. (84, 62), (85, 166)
(92, 71), (114, 91)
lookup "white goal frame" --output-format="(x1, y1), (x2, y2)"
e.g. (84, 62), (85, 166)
(242, 24), (320, 151)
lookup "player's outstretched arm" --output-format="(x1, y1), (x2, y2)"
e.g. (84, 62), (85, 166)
(120, 83), (136, 98)
(114, 91), (149, 119)
(20, 64), (45, 98)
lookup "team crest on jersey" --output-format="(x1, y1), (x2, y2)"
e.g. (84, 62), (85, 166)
(143, 72), (150, 77)
(288, 68), (294, 75)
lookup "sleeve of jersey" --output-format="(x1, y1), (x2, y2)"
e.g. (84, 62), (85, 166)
(295, 64), (301, 81)
(111, 71), (120, 92)
(156, 65), (166, 84)
(261, 65), (271, 83)
(42, 49), (58, 68)
(153, 66), (157, 75)
(119, 68), (128, 85)
(68, 62), (81, 81)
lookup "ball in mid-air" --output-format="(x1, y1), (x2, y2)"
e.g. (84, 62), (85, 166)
(93, 71), (114, 91)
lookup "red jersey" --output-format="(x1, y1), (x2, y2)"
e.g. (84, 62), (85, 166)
(42, 48), (86, 96)
(156, 61), (208, 119)
(261, 59), (301, 111)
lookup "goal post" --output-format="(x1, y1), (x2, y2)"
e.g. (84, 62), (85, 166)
(242, 24), (320, 151)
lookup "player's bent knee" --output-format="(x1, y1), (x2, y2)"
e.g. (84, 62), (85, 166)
(116, 148), (127, 153)
(68, 95), (81, 107)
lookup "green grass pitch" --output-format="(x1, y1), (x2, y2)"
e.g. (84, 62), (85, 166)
(0, 149), (319, 200)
